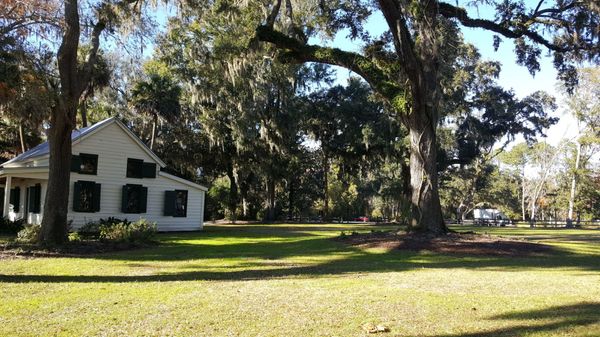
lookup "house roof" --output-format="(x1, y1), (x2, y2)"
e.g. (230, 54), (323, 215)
(1, 117), (166, 168)
(159, 171), (209, 191)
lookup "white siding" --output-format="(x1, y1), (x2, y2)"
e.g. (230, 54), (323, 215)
(66, 122), (204, 231)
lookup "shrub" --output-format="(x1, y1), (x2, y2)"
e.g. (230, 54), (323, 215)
(77, 221), (101, 238)
(99, 217), (131, 227)
(68, 232), (82, 242)
(98, 218), (157, 244)
(100, 222), (130, 243)
(78, 217), (130, 239)
(16, 224), (41, 244)
(128, 218), (157, 243)
(0, 217), (25, 234)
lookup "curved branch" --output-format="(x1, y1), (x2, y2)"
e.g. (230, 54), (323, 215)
(438, 2), (572, 53)
(256, 25), (402, 98)
(78, 19), (106, 95)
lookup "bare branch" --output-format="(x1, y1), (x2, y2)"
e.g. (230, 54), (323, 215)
(438, 2), (572, 53)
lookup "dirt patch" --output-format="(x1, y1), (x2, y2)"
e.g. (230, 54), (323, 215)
(336, 231), (555, 257)
(0, 241), (154, 259)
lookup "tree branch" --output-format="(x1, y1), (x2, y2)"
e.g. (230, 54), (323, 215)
(78, 19), (106, 95)
(438, 2), (572, 53)
(256, 25), (402, 99)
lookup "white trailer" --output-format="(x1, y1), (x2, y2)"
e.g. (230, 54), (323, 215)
(473, 208), (512, 226)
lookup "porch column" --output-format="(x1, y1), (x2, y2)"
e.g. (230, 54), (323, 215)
(3, 176), (11, 217)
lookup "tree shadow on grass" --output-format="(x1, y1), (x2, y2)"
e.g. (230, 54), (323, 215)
(1, 244), (599, 283)
(430, 302), (600, 337)
(0, 224), (599, 283)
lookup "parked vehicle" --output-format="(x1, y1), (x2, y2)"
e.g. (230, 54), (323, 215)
(473, 208), (512, 226)
(353, 216), (369, 222)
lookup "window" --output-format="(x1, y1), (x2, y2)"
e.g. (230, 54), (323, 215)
(71, 153), (98, 175)
(121, 184), (147, 213)
(73, 181), (101, 213)
(127, 158), (144, 178)
(127, 158), (157, 178)
(164, 190), (188, 217)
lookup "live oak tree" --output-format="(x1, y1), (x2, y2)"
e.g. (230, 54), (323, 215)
(157, 3), (307, 221)
(256, 0), (600, 233)
(303, 78), (403, 219)
(437, 42), (557, 222)
(30, 0), (145, 244)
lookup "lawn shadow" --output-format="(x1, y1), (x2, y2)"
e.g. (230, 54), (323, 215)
(430, 302), (600, 337)
(0, 224), (599, 283)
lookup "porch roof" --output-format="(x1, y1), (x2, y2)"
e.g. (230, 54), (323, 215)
(0, 166), (49, 179)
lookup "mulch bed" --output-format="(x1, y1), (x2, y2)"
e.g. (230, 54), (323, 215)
(336, 230), (555, 257)
(0, 241), (155, 259)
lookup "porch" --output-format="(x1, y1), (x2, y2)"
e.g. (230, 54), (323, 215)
(1, 166), (48, 224)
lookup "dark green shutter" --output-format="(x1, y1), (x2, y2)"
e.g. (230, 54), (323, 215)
(121, 185), (129, 212)
(29, 184), (41, 213)
(73, 181), (82, 211)
(164, 191), (176, 216)
(27, 187), (32, 211)
(33, 184), (41, 213)
(93, 183), (101, 212)
(139, 187), (148, 213)
(71, 155), (81, 172)
(142, 163), (156, 178)
(10, 187), (20, 211)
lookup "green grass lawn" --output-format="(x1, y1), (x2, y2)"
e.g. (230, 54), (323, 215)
(1, 223), (599, 337)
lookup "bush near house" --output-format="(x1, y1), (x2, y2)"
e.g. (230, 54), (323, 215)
(0, 218), (25, 234)
(15, 224), (40, 243)
(8, 217), (157, 248)
(81, 217), (157, 244)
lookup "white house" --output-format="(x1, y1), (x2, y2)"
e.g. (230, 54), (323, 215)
(0, 117), (207, 231)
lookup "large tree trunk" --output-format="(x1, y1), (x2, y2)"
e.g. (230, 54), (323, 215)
(40, 0), (80, 245)
(40, 107), (75, 244)
(405, 106), (447, 234)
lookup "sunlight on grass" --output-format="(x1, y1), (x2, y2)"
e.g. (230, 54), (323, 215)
(1, 223), (599, 336)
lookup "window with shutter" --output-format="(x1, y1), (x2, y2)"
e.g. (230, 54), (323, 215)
(79, 154), (98, 175)
(122, 184), (147, 213)
(73, 181), (100, 213)
(174, 190), (188, 217)
(163, 190), (188, 217)
(126, 158), (144, 178)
